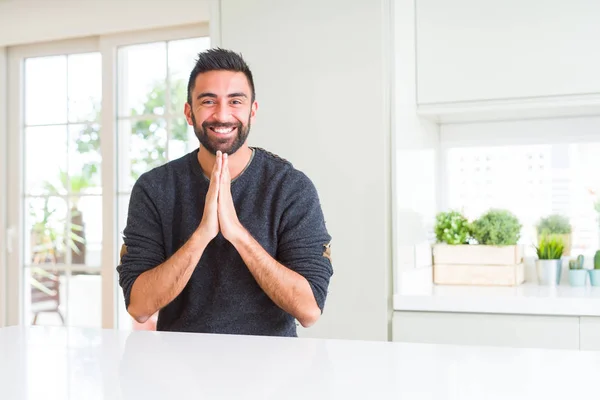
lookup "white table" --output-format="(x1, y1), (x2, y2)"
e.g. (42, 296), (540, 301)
(1, 326), (599, 399)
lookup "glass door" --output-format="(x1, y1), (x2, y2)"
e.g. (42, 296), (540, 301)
(7, 40), (106, 328)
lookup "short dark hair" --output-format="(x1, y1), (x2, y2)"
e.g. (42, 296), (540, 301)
(187, 47), (255, 105)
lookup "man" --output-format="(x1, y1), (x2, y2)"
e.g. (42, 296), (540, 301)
(117, 48), (333, 337)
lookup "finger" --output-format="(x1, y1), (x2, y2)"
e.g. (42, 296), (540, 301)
(209, 151), (222, 197)
(222, 153), (230, 184)
(210, 151), (220, 181)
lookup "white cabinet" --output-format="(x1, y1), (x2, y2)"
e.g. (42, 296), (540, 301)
(393, 311), (580, 350)
(416, 0), (600, 104)
(580, 317), (600, 351)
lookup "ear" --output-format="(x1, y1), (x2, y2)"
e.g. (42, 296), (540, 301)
(250, 101), (258, 123)
(184, 102), (193, 126)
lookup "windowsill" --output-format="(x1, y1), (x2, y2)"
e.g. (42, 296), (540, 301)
(394, 277), (600, 317)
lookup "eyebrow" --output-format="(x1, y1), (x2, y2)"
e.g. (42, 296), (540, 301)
(197, 92), (248, 100)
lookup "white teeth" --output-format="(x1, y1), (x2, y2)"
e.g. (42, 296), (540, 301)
(213, 127), (234, 134)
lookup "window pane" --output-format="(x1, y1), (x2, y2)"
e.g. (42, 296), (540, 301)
(25, 56), (67, 125)
(23, 268), (101, 329)
(69, 196), (102, 267)
(168, 37), (210, 114)
(118, 42), (167, 117)
(25, 197), (67, 265)
(69, 124), (102, 195)
(68, 271), (101, 328)
(446, 143), (600, 256)
(25, 268), (67, 326)
(68, 53), (102, 123)
(117, 118), (167, 191)
(25, 125), (68, 196)
(168, 117), (195, 161)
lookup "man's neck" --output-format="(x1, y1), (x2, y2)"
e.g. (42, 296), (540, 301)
(197, 145), (253, 180)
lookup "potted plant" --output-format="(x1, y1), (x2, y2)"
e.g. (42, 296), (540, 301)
(432, 209), (524, 286)
(536, 214), (572, 256)
(568, 254), (587, 287)
(434, 210), (471, 245)
(471, 209), (522, 247)
(534, 234), (565, 286)
(43, 164), (96, 264)
(590, 250), (600, 287)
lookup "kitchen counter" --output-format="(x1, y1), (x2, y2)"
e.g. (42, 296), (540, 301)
(2, 325), (600, 399)
(394, 282), (600, 316)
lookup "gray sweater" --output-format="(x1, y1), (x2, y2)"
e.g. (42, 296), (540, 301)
(117, 147), (333, 337)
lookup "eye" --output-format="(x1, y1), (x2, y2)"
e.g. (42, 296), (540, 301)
(202, 100), (216, 105)
(231, 99), (242, 105)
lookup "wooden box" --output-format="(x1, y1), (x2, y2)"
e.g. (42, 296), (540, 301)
(432, 244), (523, 266)
(433, 263), (525, 286)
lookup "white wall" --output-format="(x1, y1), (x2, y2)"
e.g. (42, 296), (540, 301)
(0, 0), (211, 46)
(0, 47), (6, 327)
(416, 0), (600, 104)
(218, 0), (393, 341)
(393, 0), (439, 294)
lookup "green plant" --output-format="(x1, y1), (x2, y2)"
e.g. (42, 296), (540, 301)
(471, 209), (522, 246)
(434, 210), (471, 245)
(536, 214), (572, 235)
(595, 250), (600, 270)
(569, 254), (585, 270)
(72, 79), (189, 183)
(535, 235), (565, 260)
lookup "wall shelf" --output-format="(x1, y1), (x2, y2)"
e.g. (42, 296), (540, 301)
(417, 93), (600, 124)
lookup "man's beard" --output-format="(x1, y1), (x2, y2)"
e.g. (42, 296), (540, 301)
(191, 112), (251, 155)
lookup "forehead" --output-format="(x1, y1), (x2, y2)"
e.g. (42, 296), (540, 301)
(192, 70), (251, 95)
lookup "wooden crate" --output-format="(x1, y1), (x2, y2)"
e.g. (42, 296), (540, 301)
(432, 244), (523, 266)
(433, 263), (525, 286)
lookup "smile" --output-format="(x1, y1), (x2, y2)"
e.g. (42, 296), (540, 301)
(210, 126), (236, 135)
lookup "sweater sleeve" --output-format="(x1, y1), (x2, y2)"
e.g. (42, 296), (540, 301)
(276, 172), (333, 312)
(116, 175), (166, 309)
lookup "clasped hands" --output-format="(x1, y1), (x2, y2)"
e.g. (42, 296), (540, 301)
(198, 150), (245, 243)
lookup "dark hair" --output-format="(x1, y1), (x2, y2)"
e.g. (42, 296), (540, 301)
(187, 47), (255, 105)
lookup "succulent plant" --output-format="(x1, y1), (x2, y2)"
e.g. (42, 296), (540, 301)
(569, 254), (584, 270)
(535, 234), (565, 260)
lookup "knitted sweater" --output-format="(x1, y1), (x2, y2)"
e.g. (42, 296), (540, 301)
(117, 147), (333, 336)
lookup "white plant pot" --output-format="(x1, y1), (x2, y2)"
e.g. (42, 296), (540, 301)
(536, 259), (562, 286)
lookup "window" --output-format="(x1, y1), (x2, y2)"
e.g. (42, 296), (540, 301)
(443, 130), (600, 258)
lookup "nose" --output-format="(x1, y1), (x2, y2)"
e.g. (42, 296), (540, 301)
(213, 102), (232, 122)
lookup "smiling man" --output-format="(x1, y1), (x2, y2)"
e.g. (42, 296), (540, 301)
(116, 48), (333, 337)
